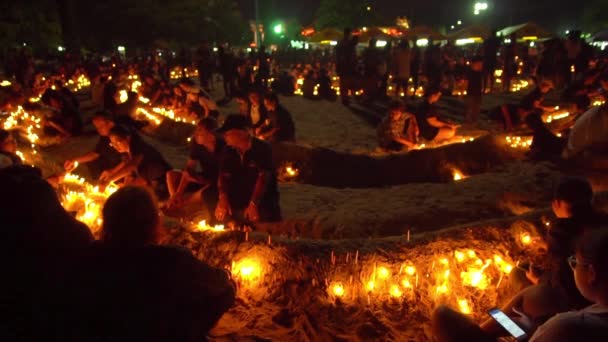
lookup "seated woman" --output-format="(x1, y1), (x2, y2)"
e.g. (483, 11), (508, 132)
(60, 186), (235, 341)
(433, 229), (608, 342)
(100, 125), (171, 198)
(41, 89), (83, 137)
(377, 99), (418, 151)
(0, 129), (22, 169)
(165, 118), (225, 213)
(257, 92), (296, 143)
(415, 87), (457, 143)
(178, 78), (220, 119)
(499, 80), (554, 131)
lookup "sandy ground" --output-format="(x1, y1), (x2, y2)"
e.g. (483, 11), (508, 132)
(31, 87), (607, 341)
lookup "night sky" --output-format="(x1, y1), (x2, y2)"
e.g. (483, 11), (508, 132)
(236, 0), (591, 33)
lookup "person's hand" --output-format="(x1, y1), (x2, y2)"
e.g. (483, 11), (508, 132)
(99, 171), (112, 182)
(244, 201), (260, 222)
(215, 197), (231, 221)
(511, 307), (535, 332)
(64, 160), (77, 172)
(526, 263), (541, 285)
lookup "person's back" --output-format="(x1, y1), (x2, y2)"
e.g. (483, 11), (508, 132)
(61, 186), (235, 341)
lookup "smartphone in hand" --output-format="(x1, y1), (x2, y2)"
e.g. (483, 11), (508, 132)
(488, 308), (528, 341)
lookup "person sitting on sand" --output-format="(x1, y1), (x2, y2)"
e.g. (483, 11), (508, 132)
(178, 78), (220, 119)
(256, 92), (296, 143)
(165, 118), (224, 213)
(377, 99), (418, 151)
(101, 125), (171, 198)
(60, 186), (235, 341)
(215, 115), (281, 223)
(498, 80), (554, 132)
(53, 79), (79, 110)
(433, 229), (608, 342)
(247, 89), (268, 129)
(41, 89), (83, 137)
(0, 129), (22, 169)
(415, 87), (457, 143)
(64, 111), (122, 180)
(432, 178), (608, 341)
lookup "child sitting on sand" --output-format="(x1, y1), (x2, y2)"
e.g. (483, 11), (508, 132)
(377, 100), (418, 151)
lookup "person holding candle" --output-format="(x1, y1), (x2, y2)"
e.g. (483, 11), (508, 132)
(165, 118), (224, 213)
(257, 92), (295, 143)
(101, 125), (171, 198)
(215, 114), (281, 223)
(64, 111), (122, 179)
(415, 87), (457, 143)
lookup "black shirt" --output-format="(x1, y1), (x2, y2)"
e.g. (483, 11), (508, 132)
(219, 139), (280, 220)
(95, 136), (122, 166)
(520, 88), (544, 111)
(189, 138), (225, 185)
(415, 100), (441, 140)
(467, 69), (483, 96)
(265, 105), (295, 142)
(125, 138), (171, 183)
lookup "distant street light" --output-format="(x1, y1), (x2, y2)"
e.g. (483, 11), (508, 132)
(474, 2), (488, 15)
(457, 20), (462, 25)
(366, 6), (371, 11)
(273, 24), (283, 34)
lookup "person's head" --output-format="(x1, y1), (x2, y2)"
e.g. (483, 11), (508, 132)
(571, 229), (608, 304)
(388, 100), (405, 120)
(470, 56), (483, 71)
(193, 117), (218, 145)
(425, 86), (442, 103)
(108, 125), (133, 154)
(248, 90), (261, 106)
(539, 80), (554, 94)
(0, 129), (17, 154)
(102, 186), (160, 247)
(552, 177), (593, 218)
(218, 114), (251, 150)
(263, 92), (279, 111)
(92, 111), (115, 137)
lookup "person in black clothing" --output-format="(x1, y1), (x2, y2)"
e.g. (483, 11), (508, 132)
(482, 30), (500, 93)
(102, 74), (119, 113)
(498, 80), (554, 131)
(318, 67), (337, 101)
(215, 115), (281, 223)
(256, 45), (271, 88)
(60, 186), (235, 341)
(141, 74), (162, 105)
(235, 60), (253, 95)
(257, 92), (296, 143)
(410, 38), (421, 97)
(63, 111), (122, 180)
(424, 40), (442, 88)
(415, 87), (457, 142)
(0, 165), (93, 340)
(465, 56), (484, 125)
(102, 125), (171, 198)
(218, 45), (235, 99)
(165, 118), (225, 213)
(41, 89), (83, 137)
(502, 35), (518, 93)
(0, 129), (22, 169)
(335, 28), (357, 106)
(53, 79), (79, 109)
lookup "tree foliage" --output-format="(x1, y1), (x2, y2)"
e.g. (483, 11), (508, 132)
(0, 0), (62, 52)
(314, 0), (384, 30)
(583, 0), (608, 33)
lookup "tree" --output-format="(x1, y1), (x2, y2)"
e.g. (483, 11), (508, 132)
(0, 0), (62, 54)
(314, 0), (384, 30)
(583, 0), (608, 33)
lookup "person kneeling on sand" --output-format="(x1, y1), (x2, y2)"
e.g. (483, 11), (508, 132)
(215, 115), (281, 224)
(377, 99), (419, 151)
(63, 111), (122, 180)
(415, 87), (457, 143)
(60, 186), (235, 341)
(165, 118), (224, 215)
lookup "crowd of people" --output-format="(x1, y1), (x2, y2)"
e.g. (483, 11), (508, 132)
(1, 27), (608, 340)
